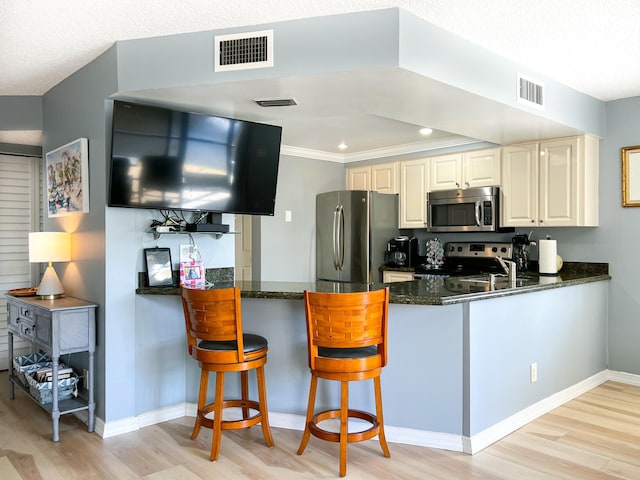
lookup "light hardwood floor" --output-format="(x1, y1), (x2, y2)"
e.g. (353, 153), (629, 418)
(1, 373), (639, 479)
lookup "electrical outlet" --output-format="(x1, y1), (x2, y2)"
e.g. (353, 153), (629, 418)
(530, 362), (538, 383)
(83, 369), (89, 390)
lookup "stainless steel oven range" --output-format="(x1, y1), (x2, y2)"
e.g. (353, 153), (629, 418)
(413, 241), (513, 280)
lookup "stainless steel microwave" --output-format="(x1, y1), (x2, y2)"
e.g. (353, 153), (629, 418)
(427, 186), (509, 233)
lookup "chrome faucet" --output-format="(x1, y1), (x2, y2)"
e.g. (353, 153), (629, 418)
(496, 256), (517, 285)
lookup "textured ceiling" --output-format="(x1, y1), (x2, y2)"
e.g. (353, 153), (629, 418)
(1, 1), (638, 153)
(2, 0), (638, 100)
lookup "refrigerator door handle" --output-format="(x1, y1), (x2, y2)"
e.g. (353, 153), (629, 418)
(332, 206), (340, 270)
(337, 205), (345, 270)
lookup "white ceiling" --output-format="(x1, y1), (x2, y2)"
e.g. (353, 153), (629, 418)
(2, 0), (638, 155)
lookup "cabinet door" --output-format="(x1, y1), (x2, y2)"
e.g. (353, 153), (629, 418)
(383, 271), (414, 283)
(463, 148), (501, 188)
(539, 137), (578, 226)
(371, 162), (399, 194)
(429, 153), (462, 191)
(399, 158), (428, 228)
(346, 166), (370, 190)
(501, 143), (539, 227)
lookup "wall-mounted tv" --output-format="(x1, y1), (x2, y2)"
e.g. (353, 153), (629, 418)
(108, 100), (282, 216)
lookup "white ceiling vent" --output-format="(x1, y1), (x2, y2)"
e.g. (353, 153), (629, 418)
(517, 73), (544, 110)
(214, 30), (273, 72)
(254, 98), (298, 107)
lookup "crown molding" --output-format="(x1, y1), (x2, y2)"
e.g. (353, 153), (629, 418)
(280, 136), (487, 163)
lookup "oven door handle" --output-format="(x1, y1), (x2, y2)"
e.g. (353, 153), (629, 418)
(475, 201), (482, 227)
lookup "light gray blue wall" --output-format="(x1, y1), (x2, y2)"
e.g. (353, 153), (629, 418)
(115, 10), (400, 93)
(0, 96), (42, 130)
(601, 97), (640, 373)
(0, 96), (43, 155)
(466, 282), (607, 435)
(258, 155), (344, 282)
(41, 46), (119, 420)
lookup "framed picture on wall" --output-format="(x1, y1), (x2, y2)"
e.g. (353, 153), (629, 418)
(622, 145), (640, 207)
(45, 137), (89, 217)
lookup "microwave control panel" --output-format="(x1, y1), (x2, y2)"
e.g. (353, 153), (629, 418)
(482, 201), (493, 225)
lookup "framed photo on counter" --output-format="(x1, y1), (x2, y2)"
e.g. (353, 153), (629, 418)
(144, 247), (174, 287)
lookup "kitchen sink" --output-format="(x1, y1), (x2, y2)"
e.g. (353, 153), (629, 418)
(456, 275), (538, 288)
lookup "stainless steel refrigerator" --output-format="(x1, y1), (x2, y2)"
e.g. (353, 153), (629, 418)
(316, 190), (399, 283)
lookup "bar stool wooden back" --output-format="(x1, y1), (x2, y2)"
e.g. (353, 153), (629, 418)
(181, 286), (274, 461)
(297, 287), (391, 477)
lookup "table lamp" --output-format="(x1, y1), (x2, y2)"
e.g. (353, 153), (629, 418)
(29, 231), (71, 299)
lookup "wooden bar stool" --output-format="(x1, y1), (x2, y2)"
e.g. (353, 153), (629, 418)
(297, 287), (391, 477)
(181, 286), (274, 461)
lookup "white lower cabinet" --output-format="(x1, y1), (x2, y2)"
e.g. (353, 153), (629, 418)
(383, 271), (414, 283)
(501, 134), (599, 227)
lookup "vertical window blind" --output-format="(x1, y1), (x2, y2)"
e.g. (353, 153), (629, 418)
(0, 154), (39, 370)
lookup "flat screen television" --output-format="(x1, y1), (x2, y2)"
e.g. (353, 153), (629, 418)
(108, 100), (282, 216)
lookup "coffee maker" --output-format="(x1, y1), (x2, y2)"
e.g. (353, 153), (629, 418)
(512, 233), (534, 272)
(385, 236), (418, 267)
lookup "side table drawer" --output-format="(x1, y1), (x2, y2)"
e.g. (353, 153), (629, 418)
(7, 301), (20, 332)
(18, 318), (37, 341)
(7, 301), (36, 340)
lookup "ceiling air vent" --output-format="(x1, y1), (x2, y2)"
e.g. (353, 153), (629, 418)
(254, 98), (298, 107)
(517, 73), (544, 110)
(214, 30), (274, 72)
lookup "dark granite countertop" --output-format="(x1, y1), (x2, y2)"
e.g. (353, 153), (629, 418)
(137, 262), (610, 306)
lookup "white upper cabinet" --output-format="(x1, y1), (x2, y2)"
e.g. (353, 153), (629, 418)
(501, 135), (599, 227)
(346, 162), (398, 193)
(346, 165), (371, 190)
(399, 157), (429, 229)
(429, 148), (501, 191)
(463, 148), (502, 188)
(371, 162), (399, 194)
(501, 143), (539, 226)
(429, 153), (462, 191)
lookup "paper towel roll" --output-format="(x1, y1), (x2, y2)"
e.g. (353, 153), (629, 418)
(538, 239), (558, 275)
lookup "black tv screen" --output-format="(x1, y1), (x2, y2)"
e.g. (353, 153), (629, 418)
(108, 100), (282, 215)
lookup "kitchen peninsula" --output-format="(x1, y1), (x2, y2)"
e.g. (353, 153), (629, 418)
(137, 264), (610, 453)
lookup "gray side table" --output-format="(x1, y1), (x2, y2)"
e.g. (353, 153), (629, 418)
(6, 294), (97, 442)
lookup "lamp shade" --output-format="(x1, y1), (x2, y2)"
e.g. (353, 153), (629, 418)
(29, 232), (71, 263)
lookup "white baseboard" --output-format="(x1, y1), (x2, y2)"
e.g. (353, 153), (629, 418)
(95, 369), (640, 452)
(101, 403), (189, 438)
(464, 369), (610, 454)
(607, 370), (640, 386)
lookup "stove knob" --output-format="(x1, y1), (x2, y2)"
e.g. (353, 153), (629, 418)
(491, 247), (498, 252)
(457, 246), (463, 252)
(501, 247), (507, 253)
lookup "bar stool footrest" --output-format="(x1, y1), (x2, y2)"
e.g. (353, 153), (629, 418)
(198, 399), (264, 430)
(308, 408), (380, 443)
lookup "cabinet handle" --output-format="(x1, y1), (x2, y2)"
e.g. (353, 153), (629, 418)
(464, 181), (470, 188)
(531, 220), (535, 223)
(15, 317), (20, 324)
(456, 182), (460, 188)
